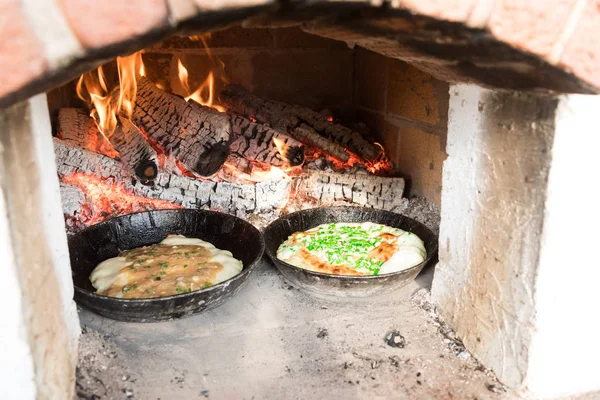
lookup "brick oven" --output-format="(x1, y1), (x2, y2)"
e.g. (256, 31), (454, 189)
(1, 1), (599, 399)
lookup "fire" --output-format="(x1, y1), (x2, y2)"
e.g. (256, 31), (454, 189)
(77, 52), (145, 137)
(305, 144), (393, 176)
(177, 59), (225, 112)
(62, 172), (180, 225)
(272, 137), (287, 158)
(175, 34), (228, 112)
(219, 162), (290, 184)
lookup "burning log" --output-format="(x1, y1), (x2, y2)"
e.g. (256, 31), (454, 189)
(57, 108), (118, 158)
(132, 77), (232, 177)
(59, 108), (158, 183)
(220, 85), (381, 161)
(55, 138), (405, 233)
(54, 138), (291, 230)
(229, 114), (304, 168)
(110, 115), (158, 183)
(292, 123), (349, 163)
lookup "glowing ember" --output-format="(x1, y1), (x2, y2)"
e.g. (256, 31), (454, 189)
(62, 172), (180, 225)
(327, 116), (334, 122)
(305, 144), (393, 176)
(217, 161), (291, 184)
(249, 117), (257, 123)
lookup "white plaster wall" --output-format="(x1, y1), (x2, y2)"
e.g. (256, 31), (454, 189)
(432, 85), (557, 388)
(0, 167), (36, 400)
(526, 95), (600, 397)
(29, 94), (80, 357)
(0, 95), (80, 399)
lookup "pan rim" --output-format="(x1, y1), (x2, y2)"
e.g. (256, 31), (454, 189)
(263, 206), (438, 281)
(71, 208), (264, 302)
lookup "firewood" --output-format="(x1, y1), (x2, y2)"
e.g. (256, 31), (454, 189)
(229, 114), (304, 167)
(59, 108), (158, 183)
(57, 108), (118, 158)
(297, 169), (405, 211)
(292, 123), (349, 162)
(55, 138), (406, 233)
(132, 77), (232, 177)
(220, 85), (380, 160)
(110, 115), (158, 183)
(54, 138), (290, 225)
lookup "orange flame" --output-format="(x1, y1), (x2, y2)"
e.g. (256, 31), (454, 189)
(76, 52), (145, 137)
(62, 172), (180, 225)
(177, 59), (225, 112)
(272, 137), (287, 158)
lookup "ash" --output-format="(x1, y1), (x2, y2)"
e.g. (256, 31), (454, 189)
(392, 196), (441, 235)
(76, 327), (136, 399)
(76, 261), (513, 400)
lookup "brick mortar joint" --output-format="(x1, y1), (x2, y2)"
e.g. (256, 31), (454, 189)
(357, 105), (446, 136)
(21, 0), (84, 69)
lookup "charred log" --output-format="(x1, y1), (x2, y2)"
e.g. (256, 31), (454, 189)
(220, 85), (380, 160)
(57, 108), (118, 158)
(229, 114), (304, 167)
(292, 123), (349, 162)
(296, 170), (405, 211)
(132, 77), (232, 177)
(55, 138), (405, 233)
(111, 116), (158, 184)
(54, 138), (290, 222)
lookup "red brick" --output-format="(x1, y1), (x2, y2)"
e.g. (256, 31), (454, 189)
(274, 27), (347, 49)
(398, 0), (477, 23)
(141, 52), (174, 92)
(355, 48), (388, 112)
(193, 0), (270, 11)
(210, 27), (273, 48)
(0, 0), (48, 98)
(252, 49), (353, 110)
(387, 60), (445, 126)
(396, 126), (446, 205)
(487, 0), (577, 59)
(58, 0), (168, 48)
(558, 0), (600, 89)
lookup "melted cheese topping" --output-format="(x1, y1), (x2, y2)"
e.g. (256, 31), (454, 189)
(277, 222), (426, 276)
(90, 235), (243, 298)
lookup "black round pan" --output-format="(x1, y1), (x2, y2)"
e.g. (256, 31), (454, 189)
(263, 206), (438, 298)
(68, 209), (264, 322)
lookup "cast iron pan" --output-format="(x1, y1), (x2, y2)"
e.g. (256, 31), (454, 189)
(68, 209), (264, 322)
(263, 206), (438, 298)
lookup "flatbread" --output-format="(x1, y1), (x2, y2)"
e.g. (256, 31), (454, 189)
(277, 222), (426, 276)
(90, 235), (243, 298)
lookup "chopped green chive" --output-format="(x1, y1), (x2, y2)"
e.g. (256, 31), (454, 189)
(183, 264), (188, 268)
(155, 277), (161, 281)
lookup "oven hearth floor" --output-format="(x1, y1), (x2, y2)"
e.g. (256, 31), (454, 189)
(77, 260), (513, 400)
